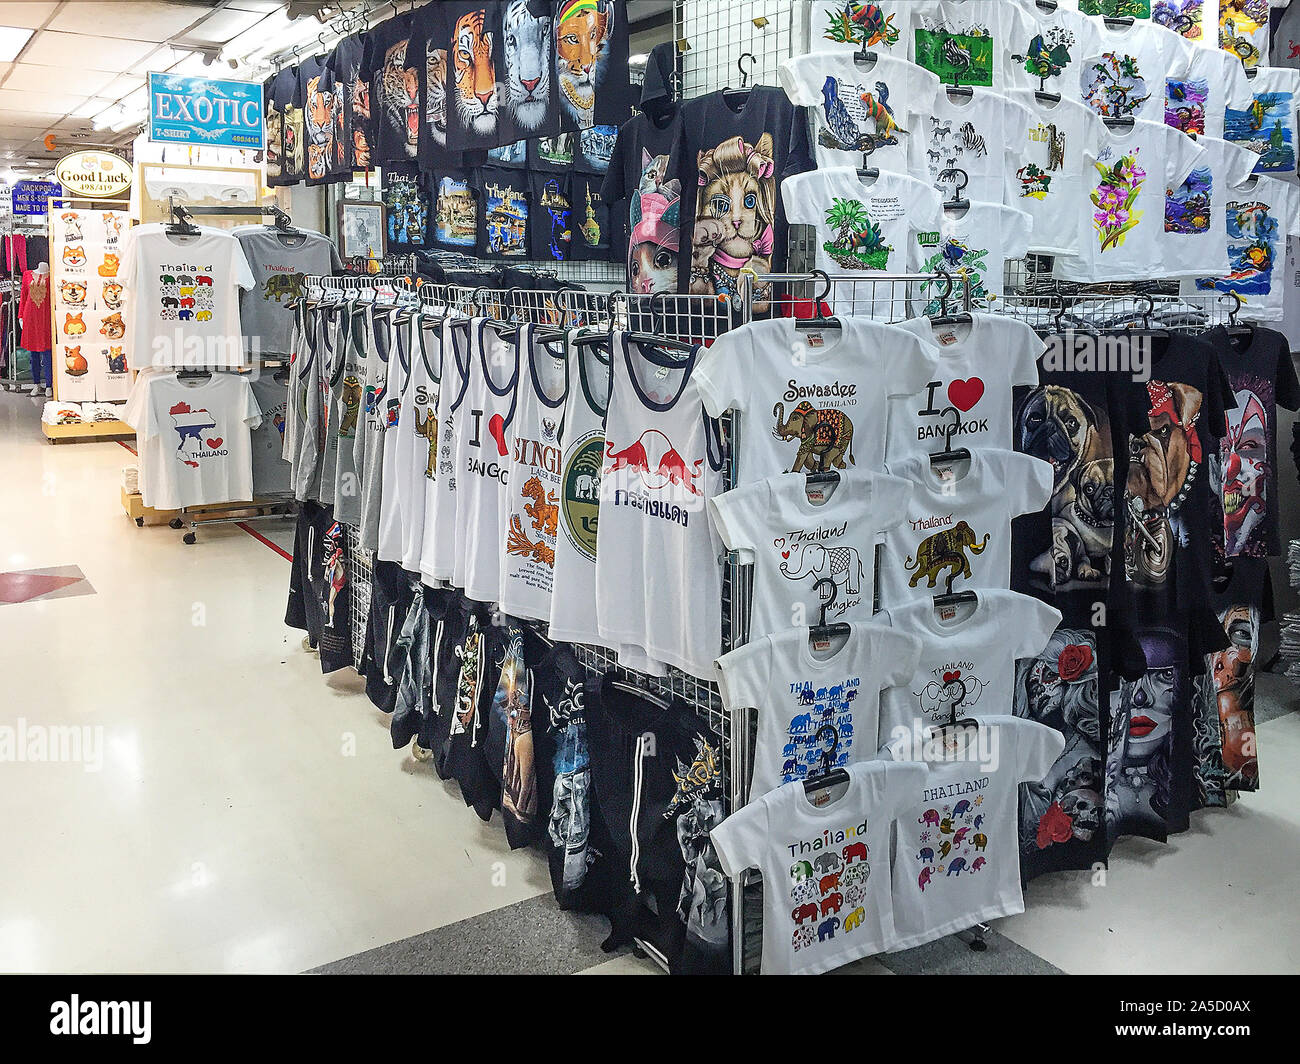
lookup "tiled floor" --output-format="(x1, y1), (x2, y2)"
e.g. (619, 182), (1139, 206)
(1, 388), (1296, 975)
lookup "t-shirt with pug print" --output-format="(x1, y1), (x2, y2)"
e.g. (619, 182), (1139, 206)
(1204, 325), (1300, 559)
(913, 201), (1033, 314)
(361, 12), (419, 165)
(716, 622), (923, 801)
(876, 589), (1062, 739)
(910, 86), (1031, 203)
(888, 313), (1043, 466)
(710, 759), (927, 974)
(883, 714), (1063, 951)
(778, 50), (940, 178)
(780, 168), (944, 316)
(877, 448), (1054, 608)
(709, 470), (914, 641)
(693, 315), (940, 483)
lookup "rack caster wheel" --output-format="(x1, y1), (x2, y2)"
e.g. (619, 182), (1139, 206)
(135, 517), (144, 527)
(169, 518), (183, 529)
(182, 532), (197, 545)
(411, 740), (433, 762)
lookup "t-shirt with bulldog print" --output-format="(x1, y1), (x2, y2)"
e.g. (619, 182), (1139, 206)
(693, 315), (940, 483)
(876, 589), (1063, 738)
(883, 714), (1064, 951)
(709, 470), (913, 640)
(716, 622), (922, 801)
(888, 313), (1044, 466)
(878, 449), (1053, 608)
(710, 759), (927, 974)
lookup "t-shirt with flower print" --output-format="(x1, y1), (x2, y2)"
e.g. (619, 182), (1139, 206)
(778, 50), (940, 178)
(716, 622), (923, 801)
(1076, 16), (1191, 125)
(1004, 0), (1103, 95)
(1054, 117), (1205, 282)
(913, 201), (1033, 314)
(710, 759), (927, 974)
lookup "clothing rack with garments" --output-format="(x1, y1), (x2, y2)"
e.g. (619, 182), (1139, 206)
(2, 217), (50, 390)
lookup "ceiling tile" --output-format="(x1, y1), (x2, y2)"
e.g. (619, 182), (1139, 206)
(3, 62), (117, 95)
(70, 97), (113, 119)
(0, 87), (90, 115)
(47, 2), (210, 42)
(180, 8), (267, 46)
(21, 30), (159, 69)
(0, 4), (59, 31)
(99, 74), (147, 101)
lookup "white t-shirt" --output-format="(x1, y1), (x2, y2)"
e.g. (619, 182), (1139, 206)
(124, 370), (261, 509)
(1214, 0), (1273, 73)
(1055, 117), (1205, 282)
(376, 314), (410, 563)
(1162, 134), (1260, 277)
(1003, 0), (1103, 94)
(1077, 17), (1190, 125)
(883, 715), (1064, 951)
(710, 759), (927, 974)
(806, 1), (911, 57)
(399, 313), (440, 573)
(120, 224), (255, 369)
(1222, 66), (1300, 179)
(878, 449), (1053, 607)
(907, 0), (1031, 89)
(781, 168), (944, 314)
(595, 334), (725, 679)
(1159, 25), (1252, 139)
(1005, 90), (1110, 255)
(715, 622), (923, 801)
(913, 201), (1033, 313)
(888, 314), (1043, 465)
(1184, 174), (1300, 321)
(709, 471), (913, 639)
(912, 86), (1032, 203)
(877, 590), (1063, 737)
(421, 316), (467, 584)
(694, 315), (940, 482)
(779, 51), (941, 176)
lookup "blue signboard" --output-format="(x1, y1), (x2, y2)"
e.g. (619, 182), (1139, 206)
(12, 180), (63, 215)
(148, 72), (264, 149)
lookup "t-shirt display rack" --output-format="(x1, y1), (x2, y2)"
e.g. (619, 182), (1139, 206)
(1, 216), (48, 392)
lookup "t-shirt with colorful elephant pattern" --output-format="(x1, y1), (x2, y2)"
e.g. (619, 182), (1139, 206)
(883, 715), (1063, 951)
(710, 759), (926, 975)
(120, 225), (255, 369)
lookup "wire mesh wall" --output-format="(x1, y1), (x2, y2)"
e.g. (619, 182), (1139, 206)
(345, 524), (375, 673)
(675, 0), (804, 97)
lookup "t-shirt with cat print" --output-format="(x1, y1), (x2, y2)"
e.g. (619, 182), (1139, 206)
(710, 759), (926, 974)
(360, 11), (419, 165)
(716, 622), (923, 801)
(883, 715), (1064, 952)
(778, 50), (940, 178)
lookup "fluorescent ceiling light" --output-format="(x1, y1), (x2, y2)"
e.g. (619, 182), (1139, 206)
(0, 26), (34, 63)
(110, 110), (145, 133)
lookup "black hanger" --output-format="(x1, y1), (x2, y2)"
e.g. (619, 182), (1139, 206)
(722, 52), (755, 106)
(534, 283), (579, 344)
(944, 85), (973, 101)
(166, 203), (201, 237)
(1138, 292), (1170, 340)
(852, 46), (878, 66)
(574, 289), (620, 350)
(1103, 115), (1135, 131)
(857, 162), (879, 182)
(270, 205), (297, 234)
(1035, 89), (1062, 105)
(794, 270), (841, 332)
(942, 168), (970, 213)
(802, 577), (851, 795)
(176, 368), (212, 381)
(1221, 290), (1254, 340)
(928, 268), (971, 328)
(933, 589), (978, 612)
(625, 290), (696, 354)
(1102, 16), (1135, 29)
(608, 675), (674, 712)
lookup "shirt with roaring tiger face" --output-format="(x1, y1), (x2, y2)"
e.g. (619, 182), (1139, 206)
(360, 12), (420, 165)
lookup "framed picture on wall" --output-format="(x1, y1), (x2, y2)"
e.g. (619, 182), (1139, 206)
(338, 199), (385, 262)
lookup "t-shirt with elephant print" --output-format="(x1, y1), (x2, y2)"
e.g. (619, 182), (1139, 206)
(877, 589), (1063, 739)
(119, 225), (255, 369)
(877, 448), (1053, 608)
(233, 227), (342, 360)
(709, 470), (913, 641)
(715, 622), (922, 801)
(888, 313), (1044, 466)
(710, 760), (926, 974)
(693, 316), (940, 483)
(883, 715), (1063, 951)
(778, 51), (940, 178)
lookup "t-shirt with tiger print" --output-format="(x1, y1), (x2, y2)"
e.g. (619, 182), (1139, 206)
(324, 34), (365, 180)
(443, 1), (507, 153)
(360, 12), (420, 166)
(296, 55), (335, 186)
(409, 1), (453, 171)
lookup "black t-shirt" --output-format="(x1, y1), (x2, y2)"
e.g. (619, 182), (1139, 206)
(1204, 325), (1300, 560)
(409, 2), (450, 170)
(554, 0), (634, 131)
(678, 87), (812, 309)
(575, 123), (617, 174)
(361, 12), (419, 165)
(324, 34), (365, 179)
(477, 165), (531, 259)
(601, 104), (685, 295)
(500, 0), (562, 140)
(280, 64), (306, 185)
(297, 54), (334, 184)
(529, 172), (573, 261)
(383, 163), (431, 251)
(444, 1), (506, 153)
(263, 74), (286, 185)
(569, 171), (612, 261)
(529, 130), (577, 171)
(486, 137), (529, 168)
(432, 170), (480, 251)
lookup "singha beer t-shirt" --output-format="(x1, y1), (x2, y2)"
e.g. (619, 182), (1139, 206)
(126, 371), (262, 509)
(1161, 135), (1260, 278)
(710, 471), (912, 639)
(716, 623), (923, 801)
(912, 87), (1031, 202)
(889, 313), (1043, 465)
(120, 225), (255, 369)
(233, 227), (342, 359)
(878, 590), (1063, 736)
(694, 316), (940, 483)
(711, 760), (926, 974)
(878, 449), (1053, 607)
(1054, 117), (1205, 283)
(778, 51), (940, 178)
(883, 715), (1064, 951)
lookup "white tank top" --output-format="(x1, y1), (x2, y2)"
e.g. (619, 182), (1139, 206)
(548, 335), (612, 646)
(400, 311), (440, 572)
(595, 332), (725, 679)
(421, 315), (469, 585)
(499, 331), (568, 621)
(459, 319), (523, 603)
(375, 312), (410, 563)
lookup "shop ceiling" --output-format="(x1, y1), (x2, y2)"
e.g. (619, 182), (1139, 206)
(0, 0), (675, 178)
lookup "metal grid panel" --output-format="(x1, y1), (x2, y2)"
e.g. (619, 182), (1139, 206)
(345, 524), (374, 673)
(675, 0), (803, 98)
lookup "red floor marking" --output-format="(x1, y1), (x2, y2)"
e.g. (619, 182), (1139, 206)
(0, 572), (85, 603)
(236, 521), (293, 561)
(116, 440), (137, 456)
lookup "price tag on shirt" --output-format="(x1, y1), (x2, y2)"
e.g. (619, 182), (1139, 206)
(804, 332), (824, 348)
(936, 330), (960, 346)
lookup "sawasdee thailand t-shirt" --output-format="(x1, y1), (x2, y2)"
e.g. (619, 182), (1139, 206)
(710, 759), (927, 974)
